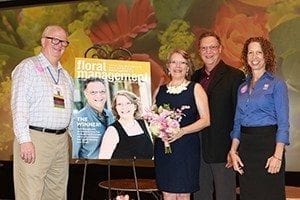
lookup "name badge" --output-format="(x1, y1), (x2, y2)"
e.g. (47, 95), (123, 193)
(263, 84), (269, 90)
(53, 84), (65, 108)
(53, 94), (65, 108)
(240, 85), (248, 94)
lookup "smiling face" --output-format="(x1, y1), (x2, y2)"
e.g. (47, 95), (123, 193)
(167, 52), (189, 80)
(41, 26), (68, 66)
(84, 81), (107, 112)
(247, 41), (266, 73)
(115, 95), (136, 119)
(198, 36), (221, 70)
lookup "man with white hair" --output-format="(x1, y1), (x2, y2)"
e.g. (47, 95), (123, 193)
(11, 25), (73, 200)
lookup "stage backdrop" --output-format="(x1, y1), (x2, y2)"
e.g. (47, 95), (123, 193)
(0, 0), (299, 171)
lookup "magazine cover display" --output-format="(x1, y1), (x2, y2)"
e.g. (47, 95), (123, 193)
(70, 58), (153, 159)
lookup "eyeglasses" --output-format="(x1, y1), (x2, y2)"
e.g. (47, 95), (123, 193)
(199, 45), (220, 52)
(169, 60), (188, 66)
(44, 36), (69, 47)
(87, 90), (106, 95)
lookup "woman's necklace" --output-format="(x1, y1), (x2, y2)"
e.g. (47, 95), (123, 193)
(166, 80), (189, 94)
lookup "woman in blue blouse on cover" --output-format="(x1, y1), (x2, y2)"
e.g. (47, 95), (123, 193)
(228, 37), (289, 200)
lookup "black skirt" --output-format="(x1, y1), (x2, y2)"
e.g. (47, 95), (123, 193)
(239, 125), (285, 200)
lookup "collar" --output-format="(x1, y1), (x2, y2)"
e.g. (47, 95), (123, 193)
(245, 71), (275, 83)
(38, 52), (63, 71)
(201, 60), (224, 74)
(86, 103), (106, 116)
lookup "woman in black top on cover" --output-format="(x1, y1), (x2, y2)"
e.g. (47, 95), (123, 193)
(99, 90), (153, 159)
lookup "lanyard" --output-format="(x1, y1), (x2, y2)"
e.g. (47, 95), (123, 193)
(47, 67), (61, 85)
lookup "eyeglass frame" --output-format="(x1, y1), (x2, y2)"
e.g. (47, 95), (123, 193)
(199, 44), (220, 52)
(44, 36), (70, 47)
(86, 90), (106, 95)
(168, 60), (189, 66)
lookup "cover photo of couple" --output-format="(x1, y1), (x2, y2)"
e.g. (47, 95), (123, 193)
(70, 57), (154, 160)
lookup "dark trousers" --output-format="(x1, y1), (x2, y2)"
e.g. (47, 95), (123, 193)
(193, 156), (236, 200)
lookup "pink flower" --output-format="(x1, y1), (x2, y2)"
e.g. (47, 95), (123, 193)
(144, 104), (190, 153)
(116, 194), (129, 200)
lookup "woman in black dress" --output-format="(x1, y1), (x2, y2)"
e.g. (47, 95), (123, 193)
(153, 49), (210, 200)
(99, 90), (153, 159)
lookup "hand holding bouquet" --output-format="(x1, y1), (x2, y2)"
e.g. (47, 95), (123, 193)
(144, 104), (190, 154)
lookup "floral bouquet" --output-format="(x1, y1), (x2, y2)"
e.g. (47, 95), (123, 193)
(116, 194), (129, 200)
(143, 104), (190, 154)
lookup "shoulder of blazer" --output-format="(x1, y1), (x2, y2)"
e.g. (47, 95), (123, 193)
(218, 61), (245, 78)
(206, 61), (244, 92)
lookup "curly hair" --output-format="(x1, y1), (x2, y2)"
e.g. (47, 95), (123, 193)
(166, 49), (194, 80)
(111, 90), (142, 120)
(241, 37), (276, 75)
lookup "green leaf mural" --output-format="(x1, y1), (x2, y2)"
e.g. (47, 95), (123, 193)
(153, 0), (194, 28)
(270, 17), (300, 90)
(270, 17), (300, 59)
(158, 19), (195, 61)
(185, 0), (224, 28)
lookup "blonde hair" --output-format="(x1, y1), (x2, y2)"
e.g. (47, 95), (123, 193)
(111, 90), (142, 119)
(166, 49), (194, 80)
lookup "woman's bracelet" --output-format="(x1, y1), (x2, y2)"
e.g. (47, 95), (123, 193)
(272, 155), (282, 161)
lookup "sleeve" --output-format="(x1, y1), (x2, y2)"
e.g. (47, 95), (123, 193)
(11, 60), (35, 144)
(65, 70), (75, 95)
(274, 79), (290, 144)
(230, 84), (243, 140)
(230, 105), (242, 140)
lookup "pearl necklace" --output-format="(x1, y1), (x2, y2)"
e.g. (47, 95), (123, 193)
(166, 81), (189, 94)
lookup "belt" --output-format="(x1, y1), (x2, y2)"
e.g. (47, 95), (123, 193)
(29, 125), (66, 135)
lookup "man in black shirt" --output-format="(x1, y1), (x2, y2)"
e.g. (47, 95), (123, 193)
(192, 31), (245, 200)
